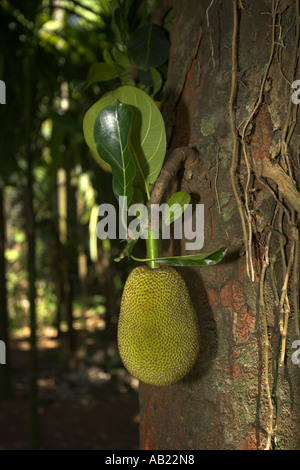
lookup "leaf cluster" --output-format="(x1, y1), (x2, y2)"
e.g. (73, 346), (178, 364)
(84, 86), (227, 267)
(78, 0), (170, 98)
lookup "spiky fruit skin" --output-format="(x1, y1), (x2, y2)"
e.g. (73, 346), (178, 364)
(118, 265), (200, 386)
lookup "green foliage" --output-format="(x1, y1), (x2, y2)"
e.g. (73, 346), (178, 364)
(94, 100), (136, 205)
(163, 192), (191, 226)
(83, 62), (124, 89)
(132, 247), (228, 267)
(0, 0), (122, 334)
(78, 0), (171, 95)
(127, 23), (169, 70)
(83, 85), (167, 198)
(84, 87), (227, 268)
(36, 282), (58, 327)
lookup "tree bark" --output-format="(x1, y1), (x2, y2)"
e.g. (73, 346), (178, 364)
(24, 51), (40, 450)
(139, 0), (300, 450)
(65, 168), (77, 366)
(26, 153), (40, 450)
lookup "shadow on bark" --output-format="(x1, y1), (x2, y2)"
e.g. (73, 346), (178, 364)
(179, 267), (217, 383)
(179, 250), (240, 383)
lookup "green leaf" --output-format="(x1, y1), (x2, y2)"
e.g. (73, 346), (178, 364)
(138, 67), (162, 95)
(103, 48), (114, 65)
(111, 45), (131, 69)
(151, 67), (163, 95)
(83, 85), (166, 197)
(163, 191), (191, 226)
(86, 62), (123, 85)
(93, 100), (136, 205)
(131, 247), (227, 267)
(131, 186), (145, 205)
(113, 7), (128, 42)
(127, 24), (169, 70)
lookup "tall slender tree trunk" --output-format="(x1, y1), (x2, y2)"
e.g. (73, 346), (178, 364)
(24, 54), (39, 450)
(53, 230), (64, 337)
(26, 154), (40, 450)
(57, 166), (77, 364)
(140, 0), (300, 450)
(66, 168), (77, 365)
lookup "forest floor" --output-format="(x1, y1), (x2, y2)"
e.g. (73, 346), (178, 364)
(0, 327), (140, 450)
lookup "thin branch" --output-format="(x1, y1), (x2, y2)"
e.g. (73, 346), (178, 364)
(293, 227), (300, 338)
(255, 158), (300, 213)
(278, 239), (295, 336)
(229, 0), (252, 279)
(259, 242), (274, 450)
(215, 147), (221, 214)
(148, 146), (199, 206)
(240, 0), (279, 282)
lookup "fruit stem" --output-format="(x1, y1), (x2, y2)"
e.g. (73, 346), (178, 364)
(146, 229), (159, 269)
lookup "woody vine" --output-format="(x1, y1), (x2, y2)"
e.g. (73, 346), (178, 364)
(227, 0), (300, 450)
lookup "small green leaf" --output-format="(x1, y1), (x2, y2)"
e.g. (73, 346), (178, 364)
(131, 247), (227, 267)
(150, 67), (163, 95)
(103, 48), (114, 65)
(163, 191), (191, 226)
(127, 24), (169, 70)
(138, 67), (162, 95)
(86, 62), (122, 85)
(93, 100), (136, 205)
(111, 46), (131, 69)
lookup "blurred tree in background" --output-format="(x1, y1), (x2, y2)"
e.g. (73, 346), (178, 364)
(0, 0), (171, 449)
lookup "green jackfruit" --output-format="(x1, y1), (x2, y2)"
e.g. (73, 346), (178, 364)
(118, 265), (200, 386)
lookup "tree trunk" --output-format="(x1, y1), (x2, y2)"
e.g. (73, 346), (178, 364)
(65, 168), (77, 366)
(26, 154), (40, 450)
(24, 53), (40, 450)
(139, 0), (300, 450)
(57, 166), (77, 364)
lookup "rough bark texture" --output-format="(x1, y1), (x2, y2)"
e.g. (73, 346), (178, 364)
(139, 0), (300, 450)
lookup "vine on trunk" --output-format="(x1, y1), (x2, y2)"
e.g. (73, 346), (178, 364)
(228, 0), (299, 450)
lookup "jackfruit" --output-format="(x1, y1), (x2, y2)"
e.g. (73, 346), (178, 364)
(118, 265), (200, 386)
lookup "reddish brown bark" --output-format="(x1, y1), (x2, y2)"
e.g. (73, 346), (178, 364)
(139, 0), (300, 450)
